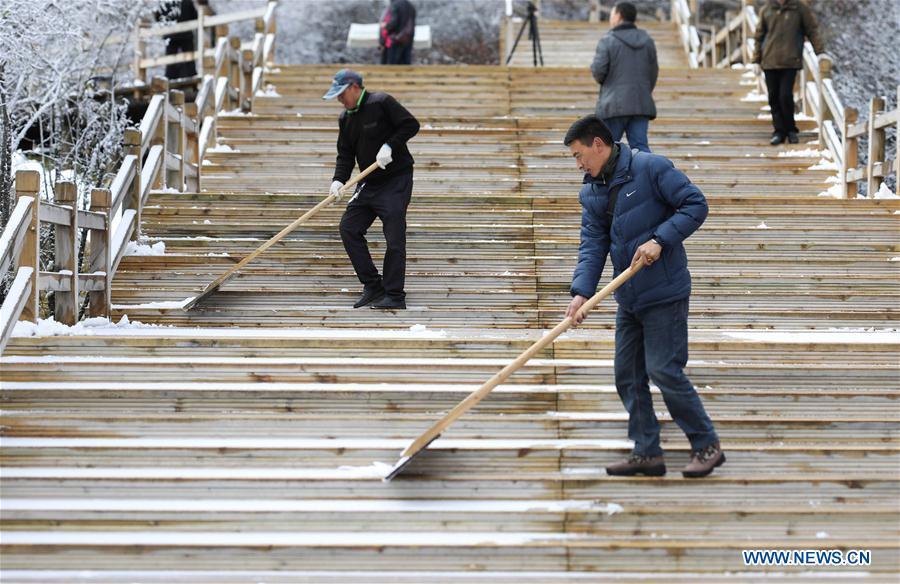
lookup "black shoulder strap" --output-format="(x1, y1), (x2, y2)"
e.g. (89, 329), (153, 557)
(605, 183), (623, 234)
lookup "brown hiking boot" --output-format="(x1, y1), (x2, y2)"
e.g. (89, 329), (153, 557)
(682, 442), (726, 478)
(605, 454), (666, 477)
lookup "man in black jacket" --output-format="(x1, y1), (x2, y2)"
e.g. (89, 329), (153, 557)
(324, 69), (420, 310)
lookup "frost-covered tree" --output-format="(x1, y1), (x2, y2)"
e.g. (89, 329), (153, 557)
(0, 0), (172, 300)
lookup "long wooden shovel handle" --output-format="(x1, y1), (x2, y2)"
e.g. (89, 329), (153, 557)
(397, 261), (644, 459)
(184, 162), (380, 310)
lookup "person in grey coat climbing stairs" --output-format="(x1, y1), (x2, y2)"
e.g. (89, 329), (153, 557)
(591, 2), (659, 153)
(563, 115), (725, 479)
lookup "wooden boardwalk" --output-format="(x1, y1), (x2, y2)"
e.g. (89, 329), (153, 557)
(1, 19), (899, 582)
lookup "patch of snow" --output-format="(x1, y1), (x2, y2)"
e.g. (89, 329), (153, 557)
(408, 324), (447, 337)
(889, 257), (900, 262)
(111, 299), (191, 310)
(873, 183), (898, 199)
(755, 222), (770, 229)
(817, 183), (843, 198)
(741, 90), (768, 103)
(202, 159), (214, 166)
(11, 316), (165, 338)
(203, 219), (212, 224)
(124, 240), (165, 256)
(816, 531), (829, 539)
(723, 330), (900, 344)
(207, 143), (239, 153)
(694, 140), (711, 145)
(603, 503), (624, 515)
(808, 159), (839, 171)
(255, 84), (282, 97)
(777, 148), (830, 158)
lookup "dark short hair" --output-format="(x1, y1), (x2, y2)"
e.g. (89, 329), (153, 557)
(614, 2), (637, 23)
(563, 115), (614, 148)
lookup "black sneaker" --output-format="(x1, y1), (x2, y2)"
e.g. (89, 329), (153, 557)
(605, 454), (666, 476)
(787, 131), (799, 144)
(370, 296), (406, 310)
(770, 133), (785, 146)
(353, 284), (385, 308)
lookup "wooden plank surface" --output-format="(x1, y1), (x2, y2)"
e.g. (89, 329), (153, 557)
(1, 18), (898, 582)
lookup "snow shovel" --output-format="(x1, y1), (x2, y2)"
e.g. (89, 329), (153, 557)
(184, 162), (380, 310)
(384, 260), (645, 481)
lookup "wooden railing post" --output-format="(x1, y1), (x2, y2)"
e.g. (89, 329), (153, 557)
(53, 181), (79, 325)
(196, 6), (206, 78)
(88, 188), (112, 319)
(228, 36), (242, 110)
(150, 77), (169, 191)
(15, 170), (41, 322)
(817, 55), (833, 144)
(123, 128), (143, 241)
(265, 1), (277, 66)
(134, 20), (149, 89)
(241, 48), (254, 112)
(184, 102), (200, 192)
(841, 107), (859, 200)
(740, 0), (750, 64)
(867, 96), (886, 197)
(588, 0), (600, 22)
(168, 90), (186, 191)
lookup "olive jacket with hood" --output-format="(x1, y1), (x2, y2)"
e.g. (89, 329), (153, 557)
(753, 0), (824, 70)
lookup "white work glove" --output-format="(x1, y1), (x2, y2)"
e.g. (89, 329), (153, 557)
(329, 180), (344, 202)
(376, 144), (393, 169)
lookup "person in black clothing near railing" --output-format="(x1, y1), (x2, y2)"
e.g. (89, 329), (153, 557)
(156, 0), (209, 80)
(379, 0), (416, 65)
(324, 70), (420, 310)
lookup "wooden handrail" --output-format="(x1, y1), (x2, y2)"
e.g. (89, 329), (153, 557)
(674, 0), (897, 200)
(0, 196), (34, 278)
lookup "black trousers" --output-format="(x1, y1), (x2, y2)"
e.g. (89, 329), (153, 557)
(381, 43), (413, 65)
(764, 68), (798, 136)
(339, 171), (413, 300)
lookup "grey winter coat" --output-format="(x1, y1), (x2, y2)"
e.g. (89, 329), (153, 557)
(591, 23), (659, 120)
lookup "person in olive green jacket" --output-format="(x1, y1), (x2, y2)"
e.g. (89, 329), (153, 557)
(753, 0), (825, 145)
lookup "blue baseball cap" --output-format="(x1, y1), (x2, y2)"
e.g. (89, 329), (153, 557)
(322, 69), (363, 100)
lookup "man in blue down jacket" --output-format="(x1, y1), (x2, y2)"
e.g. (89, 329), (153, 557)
(563, 115), (724, 478)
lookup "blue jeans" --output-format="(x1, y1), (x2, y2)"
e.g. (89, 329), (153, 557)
(614, 298), (718, 457)
(603, 116), (651, 153)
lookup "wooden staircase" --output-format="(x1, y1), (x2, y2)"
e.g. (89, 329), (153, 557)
(2, 19), (898, 582)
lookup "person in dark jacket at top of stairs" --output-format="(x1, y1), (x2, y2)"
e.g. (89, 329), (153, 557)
(563, 115), (725, 479)
(324, 69), (420, 310)
(380, 0), (417, 65)
(753, 0), (825, 145)
(591, 2), (659, 153)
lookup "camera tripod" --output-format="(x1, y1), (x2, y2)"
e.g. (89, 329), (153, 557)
(505, 1), (544, 67)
